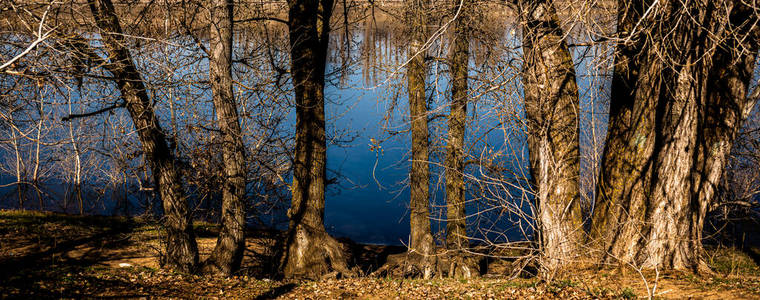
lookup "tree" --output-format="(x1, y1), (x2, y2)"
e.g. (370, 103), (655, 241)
(590, 0), (759, 271)
(202, 0), (248, 276)
(86, 0), (199, 273)
(404, 0), (437, 279)
(281, 0), (354, 279)
(371, 0), (438, 279)
(519, 0), (584, 273)
(445, 0), (479, 278)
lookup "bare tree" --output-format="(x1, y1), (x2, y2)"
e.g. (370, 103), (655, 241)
(281, 0), (355, 279)
(445, 0), (479, 278)
(590, 0), (759, 271)
(519, 0), (584, 273)
(86, 0), (198, 273)
(202, 0), (247, 276)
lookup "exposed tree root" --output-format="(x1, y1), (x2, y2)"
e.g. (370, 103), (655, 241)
(282, 225), (356, 280)
(371, 250), (483, 279)
(443, 252), (481, 279)
(371, 251), (438, 279)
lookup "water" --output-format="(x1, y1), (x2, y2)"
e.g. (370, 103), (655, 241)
(0, 16), (629, 246)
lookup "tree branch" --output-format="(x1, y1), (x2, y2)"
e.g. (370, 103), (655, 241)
(234, 16), (289, 25)
(62, 101), (125, 121)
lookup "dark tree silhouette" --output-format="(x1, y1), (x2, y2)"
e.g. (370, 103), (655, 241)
(281, 0), (354, 279)
(86, 0), (199, 273)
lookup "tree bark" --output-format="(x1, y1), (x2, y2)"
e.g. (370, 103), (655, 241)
(86, 0), (199, 273)
(588, 0), (659, 266)
(406, 0), (437, 279)
(282, 0), (354, 280)
(590, 0), (758, 271)
(689, 2), (759, 267)
(446, 0), (469, 252)
(444, 0), (479, 278)
(203, 0), (247, 276)
(372, 0), (439, 279)
(520, 0), (584, 273)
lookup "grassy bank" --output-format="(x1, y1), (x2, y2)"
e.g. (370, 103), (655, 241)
(0, 210), (758, 299)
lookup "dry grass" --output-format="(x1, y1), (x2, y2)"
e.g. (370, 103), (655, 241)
(0, 210), (758, 299)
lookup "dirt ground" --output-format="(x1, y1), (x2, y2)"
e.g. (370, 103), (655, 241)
(0, 210), (758, 299)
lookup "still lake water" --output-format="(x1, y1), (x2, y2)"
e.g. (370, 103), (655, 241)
(0, 20), (617, 245)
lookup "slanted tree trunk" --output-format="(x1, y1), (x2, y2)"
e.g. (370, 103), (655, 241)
(588, 0), (659, 265)
(87, 0), (198, 273)
(692, 3), (759, 243)
(590, 0), (710, 271)
(373, 0), (437, 279)
(590, 0), (758, 271)
(445, 0), (478, 278)
(282, 0), (354, 280)
(520, 0), (584, 273)
(202, 0), (247, 276)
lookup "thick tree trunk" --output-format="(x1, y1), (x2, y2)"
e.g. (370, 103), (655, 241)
(445, 0), (478, 278)
(690, 2), (759, 265)
(203, 0), (247, 276)
(588, 0), (659, 265)
(282, 0), (354, 280)
(590, 0), (758, 271)
(520, 0), (584, 273)
(87, 0), (198, 273)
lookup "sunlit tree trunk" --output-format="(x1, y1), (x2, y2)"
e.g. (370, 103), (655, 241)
(370, 0), (439, 278)
(406, 0), (437, 279)
(520, 0), (584, 273)
(282, 0), (354, 279)
(33, 81), (43, 210)
(11, 113), (24, 210)
(445, 0), (478, 278)
(203, 0), (247, 276)
(87, 0), (198, 273)
(692, 4), (759, 244)
(66, 88), (83, 214)
(589, 0), (658, 265)
(590, 0), (758, 271)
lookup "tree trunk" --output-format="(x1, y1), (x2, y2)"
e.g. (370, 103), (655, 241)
(371, 0), (439, 279)
(282, 0), (354, 280)
(406, 0), (437, 279)
(590, 0), (758, 271)
(87, 0), (198, 273)
(520, 0), (584, 273)
(202, 0), (247, 276)
(445, 0), (478, 278)
(588, 0), (659, 266)
(690, 2), (759, 266)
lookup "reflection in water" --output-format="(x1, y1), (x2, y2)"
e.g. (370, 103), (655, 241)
(0, 7), (618, 246)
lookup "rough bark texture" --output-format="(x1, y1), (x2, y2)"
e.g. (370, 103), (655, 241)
(692, 4), (760, 241)
(406, 0), (437, 279)
(282, 0), (354, 280)
(373, 0), (438, 279)
(520, 0), (584, 272)
(445, 0), (478, 278)
(588, 0), (658, 266)
(203, 0), (247, 276)
(86, 0), (198, 273)
(590, 0), (758, 271)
